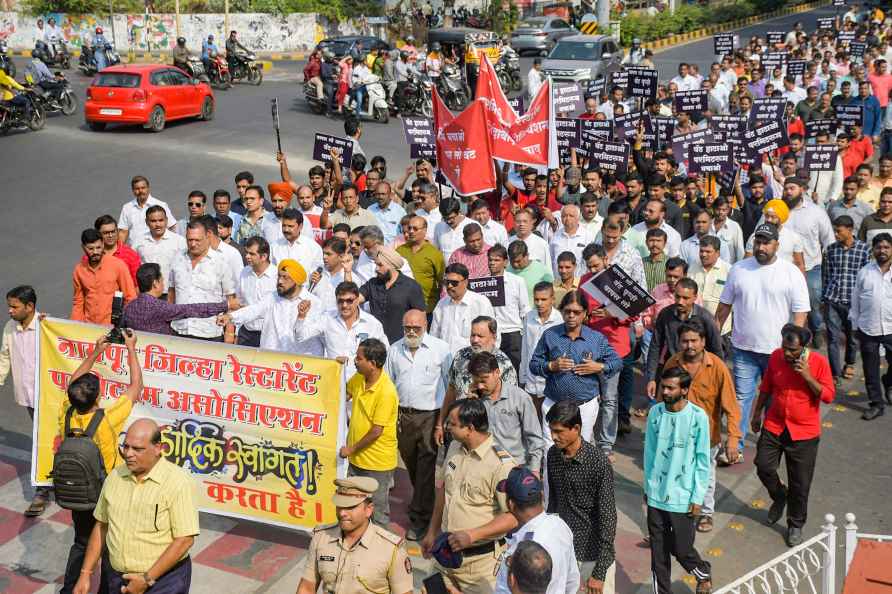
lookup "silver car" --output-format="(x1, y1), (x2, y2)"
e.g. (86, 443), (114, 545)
(510, 17), (577, 56)
(541, 35), (622, 83)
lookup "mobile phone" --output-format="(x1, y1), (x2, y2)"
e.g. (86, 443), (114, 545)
(423, 573), (449, 594)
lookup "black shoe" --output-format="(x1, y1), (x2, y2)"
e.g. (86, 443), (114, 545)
(810, 334), (822, 349)
(766, 490), (787, 525)
(785, 526), (803, 547)
(862, 406), (885, 421)
(885, 387), (892, 405)
(618, 419), (632, 436)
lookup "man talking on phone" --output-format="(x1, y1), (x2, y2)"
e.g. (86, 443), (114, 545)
(750, 324), (835, 548)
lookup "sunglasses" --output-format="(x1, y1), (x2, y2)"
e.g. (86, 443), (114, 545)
(337, 298), (356, 305)
(445, 279), (463, 287)
(188, 202), (203, 207)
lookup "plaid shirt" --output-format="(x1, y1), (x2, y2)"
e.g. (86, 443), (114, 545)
(821, 240), (871, 305)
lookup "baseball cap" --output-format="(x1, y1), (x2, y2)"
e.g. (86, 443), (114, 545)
(331, 476), (378, 508)
(753, 222), (780, 241)
(497, 466), (543, 504)
(430, 532), (463, 569)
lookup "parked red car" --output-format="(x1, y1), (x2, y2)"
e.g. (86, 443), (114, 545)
(84, 64), (215, 132)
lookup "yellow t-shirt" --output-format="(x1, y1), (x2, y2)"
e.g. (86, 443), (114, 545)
(57, 395), (133, 474)
(346, 372), (399, 471)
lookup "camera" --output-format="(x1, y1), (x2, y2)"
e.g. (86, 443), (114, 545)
(107, 291), (126, 344)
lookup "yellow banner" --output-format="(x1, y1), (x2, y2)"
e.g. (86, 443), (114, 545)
(33, 318), (346, 532)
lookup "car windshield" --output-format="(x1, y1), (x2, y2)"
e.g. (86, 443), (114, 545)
(548, 41), (601, 61)
(319, 40), (351, 55)
(519, 18), (546, 28)
(93, 73), (141, 88)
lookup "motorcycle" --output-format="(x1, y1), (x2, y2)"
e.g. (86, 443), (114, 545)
(0, 40), (14, 77)
(344, 74), (389, 123)
(437, 63), (469, 111)
(78, 43), (121, 76)
(497, 51), (522, 93)
(25, 72), (77, 116)
(392, 71), (432, 117)
(229, 50), (263, 86)
(0, 88), (46, 134)
(32, 39), (71, 70)
(178, 55), (210, 83)
(207, 51), (232, 89)
(304, 81), (329, 115)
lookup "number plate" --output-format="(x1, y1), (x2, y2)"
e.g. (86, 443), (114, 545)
(99, 108), (122, 116)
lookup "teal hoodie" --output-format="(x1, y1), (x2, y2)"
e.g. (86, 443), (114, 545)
(643, 401), (711, 514)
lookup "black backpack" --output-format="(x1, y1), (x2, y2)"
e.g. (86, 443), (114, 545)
(51, 407), (108, 511)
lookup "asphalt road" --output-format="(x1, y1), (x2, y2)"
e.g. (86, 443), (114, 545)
(0, 5), (889, 590)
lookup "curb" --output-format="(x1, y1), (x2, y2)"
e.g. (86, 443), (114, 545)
(642, 0), (831, 53)
(11, 48), (292, 68)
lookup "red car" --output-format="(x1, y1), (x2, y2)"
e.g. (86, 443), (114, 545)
(84, 64), (215, 132)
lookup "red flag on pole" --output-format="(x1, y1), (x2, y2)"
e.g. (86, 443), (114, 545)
(432, 87), (497, 196)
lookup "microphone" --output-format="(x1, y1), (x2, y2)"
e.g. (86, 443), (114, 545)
(307, 266), (324, 292)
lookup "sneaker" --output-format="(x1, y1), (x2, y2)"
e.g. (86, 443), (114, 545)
(717, 449), (744, 467)
(406, 527), (424, 541)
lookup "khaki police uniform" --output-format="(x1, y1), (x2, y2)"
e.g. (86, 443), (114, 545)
(302, 477), (414, 594)
(436, 435), (516, 594)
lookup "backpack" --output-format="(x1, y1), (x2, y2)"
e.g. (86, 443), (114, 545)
(50, 407), (108, 511)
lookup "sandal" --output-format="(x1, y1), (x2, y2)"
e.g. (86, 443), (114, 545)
(697, 516), (714, 533)
(843, 365), (855, 380)
(24, 496), (47, 517)
(696, 579), (713, 594)
(632, 407), (648, 418)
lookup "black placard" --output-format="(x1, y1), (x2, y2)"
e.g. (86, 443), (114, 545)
(671, 129), (713, 166)
(849, 42), (867, 58)
(553, 82), (584, 116)
(508, 96), (526, 116)
(555, 117), (580, 163)
(614, 110), (645, 143)
(805, 118), (838, 138)
(610, 69), (629, 91)
(580, 265), (655, 320)
(744, 119), (789, 154)
(626, 67), (658, 99)
(587, 140), (630, 174)
(749, 97), (787, 125)
(647, 116), (675, 151)
(586, 77), (605, 99)
(714, 33), (735, 56)
(804, 145), (838, 172)
(469, 276), (506, 306)
(580, 118), (613, 142)
(835, 104), (863, 126)
(410, 143), (437, 159)
(767, 31), (785, 45)
(709, 115), (748, 142)
(313, 132), (353, 168)
(733, 142), (762, 170)
(761, 52), (789, 70)
(833, 0), (846, 6)
(837, 31), (855, 45)
(674, 90), (708, 113)
(817, 17), (835, 30)
(688, 142), (733, 174)
(402, 117), (434, 145)
(787, 60), (806, 77)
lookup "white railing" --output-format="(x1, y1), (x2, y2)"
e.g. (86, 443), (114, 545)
(714, 514), (837, 594)
(843, 512), (892, 573)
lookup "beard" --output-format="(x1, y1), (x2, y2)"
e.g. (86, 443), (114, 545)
(470, 344), (493, 354)
(662, 394), (684, 406)
(404, 334), (422, 349)
(277, 284), (297, 298)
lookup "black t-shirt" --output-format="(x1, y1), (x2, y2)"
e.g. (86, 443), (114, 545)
(359, 273), (426, 343)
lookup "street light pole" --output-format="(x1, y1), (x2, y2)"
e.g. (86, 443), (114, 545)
(175, 0), (181, 38)
(225, 0), (230, 38)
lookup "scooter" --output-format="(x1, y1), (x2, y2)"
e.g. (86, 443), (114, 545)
(344, 74), (389, 123)
(179, 55), (210, 82)
(33, 39), (71, 70)
(78, 43), (121, 76)
(0, 40), (14, 77)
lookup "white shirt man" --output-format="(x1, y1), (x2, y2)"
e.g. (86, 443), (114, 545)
(385, 332), (451, 411)
(494, 509), (579, 594)
(294, 308), (388, 378)
(508, 231), (552, 268)
(120, 195), (176, 246)
(527, 65), (544, 101)
(168, 249), (236, 338)
(236, 261), (277, 334)
(133, 230), (186, 293)
(710, 218), (745, 264)
(271, 233), (323, 271)
(520, 306), (563, 397)
(214, 238), (244, 286)
(477, 218), (509, 248)
(434, 216), (475, 262)
(550, 226), (596, 277)
(369, 200), (407, 245)
(417, 206), (442, 241)
(230, 284), (325, 354)
(671, 73), (699, 92)
(849, 260), (892, 337)
(262, 213), (314, 244)
(632, 220), (682, 258)
(782, 84), (808, 106)
(492, 270), (530, 337)
(745, 225), (805, 265)
(783, 197), (834, 272)
(430, 289), (496, 352)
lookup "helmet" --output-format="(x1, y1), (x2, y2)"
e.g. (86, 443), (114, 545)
(208, 34), (215, 40)
(400, 50), (409, 60)
(633, 37), (641, 45)
(431, 41), (441, 52)
(501, 35), (510, 44)
(322, 48), (335, 61)
(407, 35), (415, 43)
(177, 36), (186, 45)
(357, 52), (368, 63)
(95, 27), (103, 34)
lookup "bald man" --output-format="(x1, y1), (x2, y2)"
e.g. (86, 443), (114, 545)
(73, 419), (200, 594)
(549, 204), (596, 278)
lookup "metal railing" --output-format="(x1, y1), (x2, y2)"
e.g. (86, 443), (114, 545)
(843, 512), (892, 573)
(713, 514), (837, 594)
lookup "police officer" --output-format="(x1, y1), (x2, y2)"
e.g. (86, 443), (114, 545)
(422, 398), (517, 594)
(297, 477), (414, 594)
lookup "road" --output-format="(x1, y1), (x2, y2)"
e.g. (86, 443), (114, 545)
(0, 4), (889, 592)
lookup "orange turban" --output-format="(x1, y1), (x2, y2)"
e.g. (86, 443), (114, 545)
(278, 259), (307, 286)
(268, 181), (294, 200)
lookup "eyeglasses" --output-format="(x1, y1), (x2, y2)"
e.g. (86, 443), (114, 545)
(188, 202), (203, 207)
(562, 308), (586, 316)
(445, 279), (463, 287)
(337, 297), (356, 305)
(403, 325), (423, 333)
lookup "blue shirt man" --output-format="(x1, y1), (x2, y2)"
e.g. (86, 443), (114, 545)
(202, 36), (219, 61)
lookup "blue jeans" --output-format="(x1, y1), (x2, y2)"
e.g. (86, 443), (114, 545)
(353, 85), (366, 112)
(805, 266), (824, 336)
(618, 329), (639, 424)
(732, 347), (771, 452)
(702, 445), (720, 517)
(597, 371), (621, 454)
(824, 301), (856, 378)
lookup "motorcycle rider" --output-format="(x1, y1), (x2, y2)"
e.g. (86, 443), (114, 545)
(92, 27), (110, 71)
(173, 36), (191, 71)
(202, 34), (219, 73)
(351, 52), (373, 113)
(225, 30), (249, 72)
(42, 17), (62, 60)
(622, 37), (646, 65)
(320, 48), (339, 114)
(402, 35), (417, 58)
(304, 49), (324, 100)
(0, 67), (30, 120)
(382, 49), (397, 102)
(425, 41), (443, 80)
(25, 56), (62, 91)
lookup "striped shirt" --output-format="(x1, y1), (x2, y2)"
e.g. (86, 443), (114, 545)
(94, 458), (200, 573)
(642, 253), (667, 292)
(821, 240), (871, 305)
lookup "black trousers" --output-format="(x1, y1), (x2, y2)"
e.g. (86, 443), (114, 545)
(397, 408), (439, 530)
(858, 330), (892, 409)
(755, 428), (820, 529)
(500, 331), (522, 374)
(237, 327), (262, 347)
(61, 510), (108, 594)
(647, 506), (711, 594)
(107, 557), (191, 594)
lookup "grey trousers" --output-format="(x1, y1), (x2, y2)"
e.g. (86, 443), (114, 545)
(347, 463), (394, 526)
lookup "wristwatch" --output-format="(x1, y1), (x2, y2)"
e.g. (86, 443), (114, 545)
(143, 573), (156, 588)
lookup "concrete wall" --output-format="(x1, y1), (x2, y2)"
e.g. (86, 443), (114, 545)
(0, 11), (367, 52)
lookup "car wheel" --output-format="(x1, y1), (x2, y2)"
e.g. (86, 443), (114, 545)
(147, 105), (165, 132)
(200, 96), (214, 121)
(87, 120), (106, 131)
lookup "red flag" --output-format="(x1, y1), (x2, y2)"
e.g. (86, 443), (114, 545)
(434, 95), (497, 196)
(475, 54), (518, 127)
